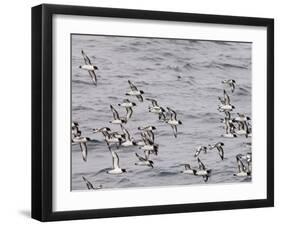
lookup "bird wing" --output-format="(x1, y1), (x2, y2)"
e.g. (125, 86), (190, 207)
(110, 105), (120, 120)
(111, 151), (120, 169)
(136, 95), (143, 102)
(171, 125), (178, 138)
(80, 142), (88, 162)
(120, 125), (130, 140)
(197, 158), (206, 170)
(88, 70), (97, 85)
(81, 50), (92, 65)
(144, 150), (150, 160)
(194, 148), (200, 157)
(143, 132), (154, 145)
(146, 130), (155, 142)
(135, 153), (146, 162)
(236, 156), (246, 173)
(225, 120), (231, 134)
(123, 99), (130, 103)
(125, 107), (133, 119)
(230, 82), (235, 93)
(223, 90), (230, 105)
(224, 111), (231, 120)
(146, 98), (158, 107)
(167, 107), (177, 120)
(82, 176), (94, 189)
(217, 146), (224, 160)
(128, 80), (138, 91)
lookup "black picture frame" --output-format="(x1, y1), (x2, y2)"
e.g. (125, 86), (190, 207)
(31, 4), (274, 222)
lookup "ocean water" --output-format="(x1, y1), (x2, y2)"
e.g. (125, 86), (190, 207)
(71, 34), (252, 191)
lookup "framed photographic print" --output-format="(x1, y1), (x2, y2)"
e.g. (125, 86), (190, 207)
(31, 4), (274, 222)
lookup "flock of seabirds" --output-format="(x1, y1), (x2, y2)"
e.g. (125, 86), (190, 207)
(72, 50), (252, 190)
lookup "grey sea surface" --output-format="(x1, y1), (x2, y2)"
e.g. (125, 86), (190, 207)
(71, 34), (252, 191)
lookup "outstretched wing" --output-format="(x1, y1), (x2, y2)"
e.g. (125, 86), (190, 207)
(230, 82), (235, 93)
(135, 153), (146, 162)
(136, 95), (143, 102)
(110, 105), (120, 120)
(217, 146), (224, 160)
(144, 150), (150, 160)
(236, 156), (246, 173)
(223, 90), (230, 105)
(146, 98), (159, 107)
(88, 70), (97, 85)
(146, 130), (155, 143)
(224, 111), (231, 120)
(80, 142), (88, 162)
(171, 125), (178, 138)
(81, 50), (92, 65)
(125, 107), (133, 119)
(128, 80), (138, 91)
(167, 107), (177, 120)
(197, 158), (206, 170)
(111, 151), (120, 169)
(82, 176), (94, 189)
(120, 125), (131, 140)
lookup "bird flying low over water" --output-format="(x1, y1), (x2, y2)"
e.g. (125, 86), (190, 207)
(120, 125), (137, 147)
(135, 152), (154, 168)
(234, 154), (251, 177)
(180, 164), (196, 175)
(146, 98), (167, 120)
(118, 99), (136, 120)
(195, 158), (212, 182)
(166, 107), (182, 138)
(109, 105), (127, 124)
(218, 90), (235, 112)
(125, 80), (144, 102)
(79, 50), (99, 85)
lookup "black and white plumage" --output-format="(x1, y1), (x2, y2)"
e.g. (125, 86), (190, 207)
(146, 98), (166, 121)
(135, 152), (154, 168)
(194, 146), (207, 158)
(138, 125), (156, 131)
(222, 118), (237, 138)
(72, 121), (81, 139)
(72, 136), (90, 162)
(235, 121), (251, 137)
(118, 99), (136, 120)
(195, 158), (211, 182)
(222, 79), (236, 93)
(125, 80), (144, 102)
(234, 113), (251, 122)
(166, 107), (182, 138)
(208, 142), (224, 160)
(107, 150), (126, 174)
(120, 125), (136, 147)
(93, 127), (122, 150)
(234, 154), (251, 177)
(109, 105), (126, 124)
(139, 132), (158, 156)
(218, 90), (235, 112)
(138, 126), (156, 143)
(82, 176), (102, 190)
(180, 164), (196, 175)
(79, 50), (98, 85)
(236, 153), (252, 172)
